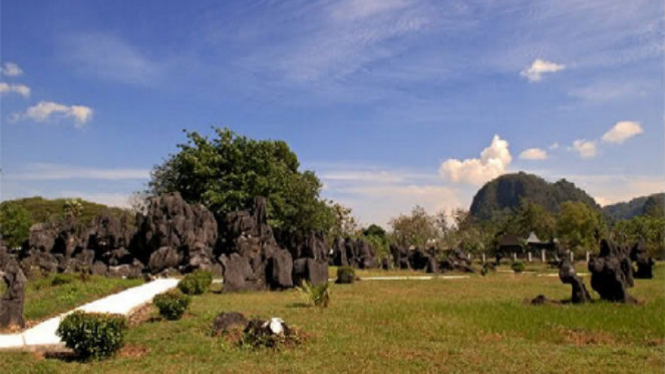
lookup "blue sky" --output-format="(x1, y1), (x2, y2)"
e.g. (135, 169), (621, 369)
(1, 0), (664, 227)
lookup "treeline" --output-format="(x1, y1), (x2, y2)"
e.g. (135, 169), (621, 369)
(387, 199), (664, 259)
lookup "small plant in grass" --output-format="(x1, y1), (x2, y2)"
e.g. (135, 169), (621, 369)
(154, 290), (190, 320)
(56, 311), (128, 361)
(51, 273), (74, 286)
(177, 270), (213, 295)
(480, 262), (496, 276)
(511, 260), (525, 273)
(336, 266), (355, 284)
(298, 281), (331, 308)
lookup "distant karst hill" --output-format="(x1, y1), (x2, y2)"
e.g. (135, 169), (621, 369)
(602, 193), (665, 221)
(0, 196), (131, 225)
(469, 172), (599, 220)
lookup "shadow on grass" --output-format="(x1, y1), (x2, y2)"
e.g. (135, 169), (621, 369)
(286, 302), (310, 308)
(43, 350), (83, 363)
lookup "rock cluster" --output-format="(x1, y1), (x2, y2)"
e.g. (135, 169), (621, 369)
(133, 193), (219, 275)
(330, 237), (377, 269)
(390, 246), (475, 274)
(290, 232), (328, 287)
(218, 197), (295, 292)
(588, 239), (636, 304)
(18, 193), (331, 293)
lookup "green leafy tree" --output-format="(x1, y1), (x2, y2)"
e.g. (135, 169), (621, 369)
(513, 199), (556, 240)
(63, 198), (84, 219)
(148, 127), (335, 243)
(389, 206), (437, 248)
(0, 203), (33, 248)
(613, 215), (665, 259)
(556, 202), (605, 255)
(363, 224), (390, 260)
(330, 203), (359, 238)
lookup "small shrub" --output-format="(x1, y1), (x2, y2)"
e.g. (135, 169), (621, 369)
(511, 260), (525, 273)
(51, 273), (74, 286)
(56, 311), (128, 360)
(336, 266), (355, 284)
(298, 281), (331, 308)
(177, 270), (213, 295)
(480, 262), (496, 276)
(153, 290), (190, 320)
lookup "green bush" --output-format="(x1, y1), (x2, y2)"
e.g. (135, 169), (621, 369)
(511, 260), (525, 273)
(51, 273), (75, 286)
(56, 311), (128, 360)
(154, 290), (190, 320)
(298, 281), (331, 308)
(177, 270), (213, 295)
(336, 266), (355, 284)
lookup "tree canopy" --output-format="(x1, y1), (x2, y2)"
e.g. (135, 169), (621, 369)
(148, 127), (335, 243)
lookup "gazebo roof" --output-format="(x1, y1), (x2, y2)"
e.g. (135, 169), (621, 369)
(526, 232), (541, 244)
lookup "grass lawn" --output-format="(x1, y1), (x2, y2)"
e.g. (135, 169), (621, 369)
(1, 264), (663, 373)
(0, 273), (143, 325)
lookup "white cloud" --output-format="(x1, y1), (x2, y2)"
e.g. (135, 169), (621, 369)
(520, 58), (565, 82)
(571, 139), (597, 159)
(439, 135), (512, 185)
(519, 148), (548, 160)
(1, 62), (23, 76)
(18, 101), (94, 128)
(60, 33), (162, 85)
(330, 0), (409, 21)
(549, 142), (559, 150)
(5, 163), (150, 181)
(601, 121), (644, 144)
(0, 82), (30, 97)
(313, 162), (467, 227)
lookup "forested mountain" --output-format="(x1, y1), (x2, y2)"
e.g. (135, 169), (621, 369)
(469, 172), (599, 220)
(603, 193), (665, 220)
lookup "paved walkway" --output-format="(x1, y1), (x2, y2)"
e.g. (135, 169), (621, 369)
(0, 278), (179, 351)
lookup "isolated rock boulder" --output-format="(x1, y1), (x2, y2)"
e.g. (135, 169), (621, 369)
(211, 311), (248, 336)
(631, 239), (654, 279)
(589, 239), (636, 304)
(558, 259), (591, 303)
(0, 261), (27, 328)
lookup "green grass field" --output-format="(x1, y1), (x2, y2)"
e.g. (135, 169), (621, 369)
(0, 273), (143, 326)
(1, 265), (663, 373)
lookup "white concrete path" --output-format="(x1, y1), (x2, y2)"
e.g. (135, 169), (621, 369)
(0, 278), (179, 351)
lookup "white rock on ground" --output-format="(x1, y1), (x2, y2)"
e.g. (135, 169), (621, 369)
(0, 278), (179, 350)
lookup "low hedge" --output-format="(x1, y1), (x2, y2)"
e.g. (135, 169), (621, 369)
(178, 270), (213, 295)
(56, 311), (128, 360)
(336, 266), (355, 284)
(511, 260), (525, 273)
(154, 290), (191, 320)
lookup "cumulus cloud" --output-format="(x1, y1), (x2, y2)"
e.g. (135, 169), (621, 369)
(519, 148), (548, 160)
(18, 101), (93, 128)
(439, 135), (512, 185)
(601, 121), (644, 144)
(0, 82), (30, 97)
(520, 59), (565, 82)
(571, 139), (597, 159)
(549, 142), (559, 150)
(1, 62), (23, 76)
